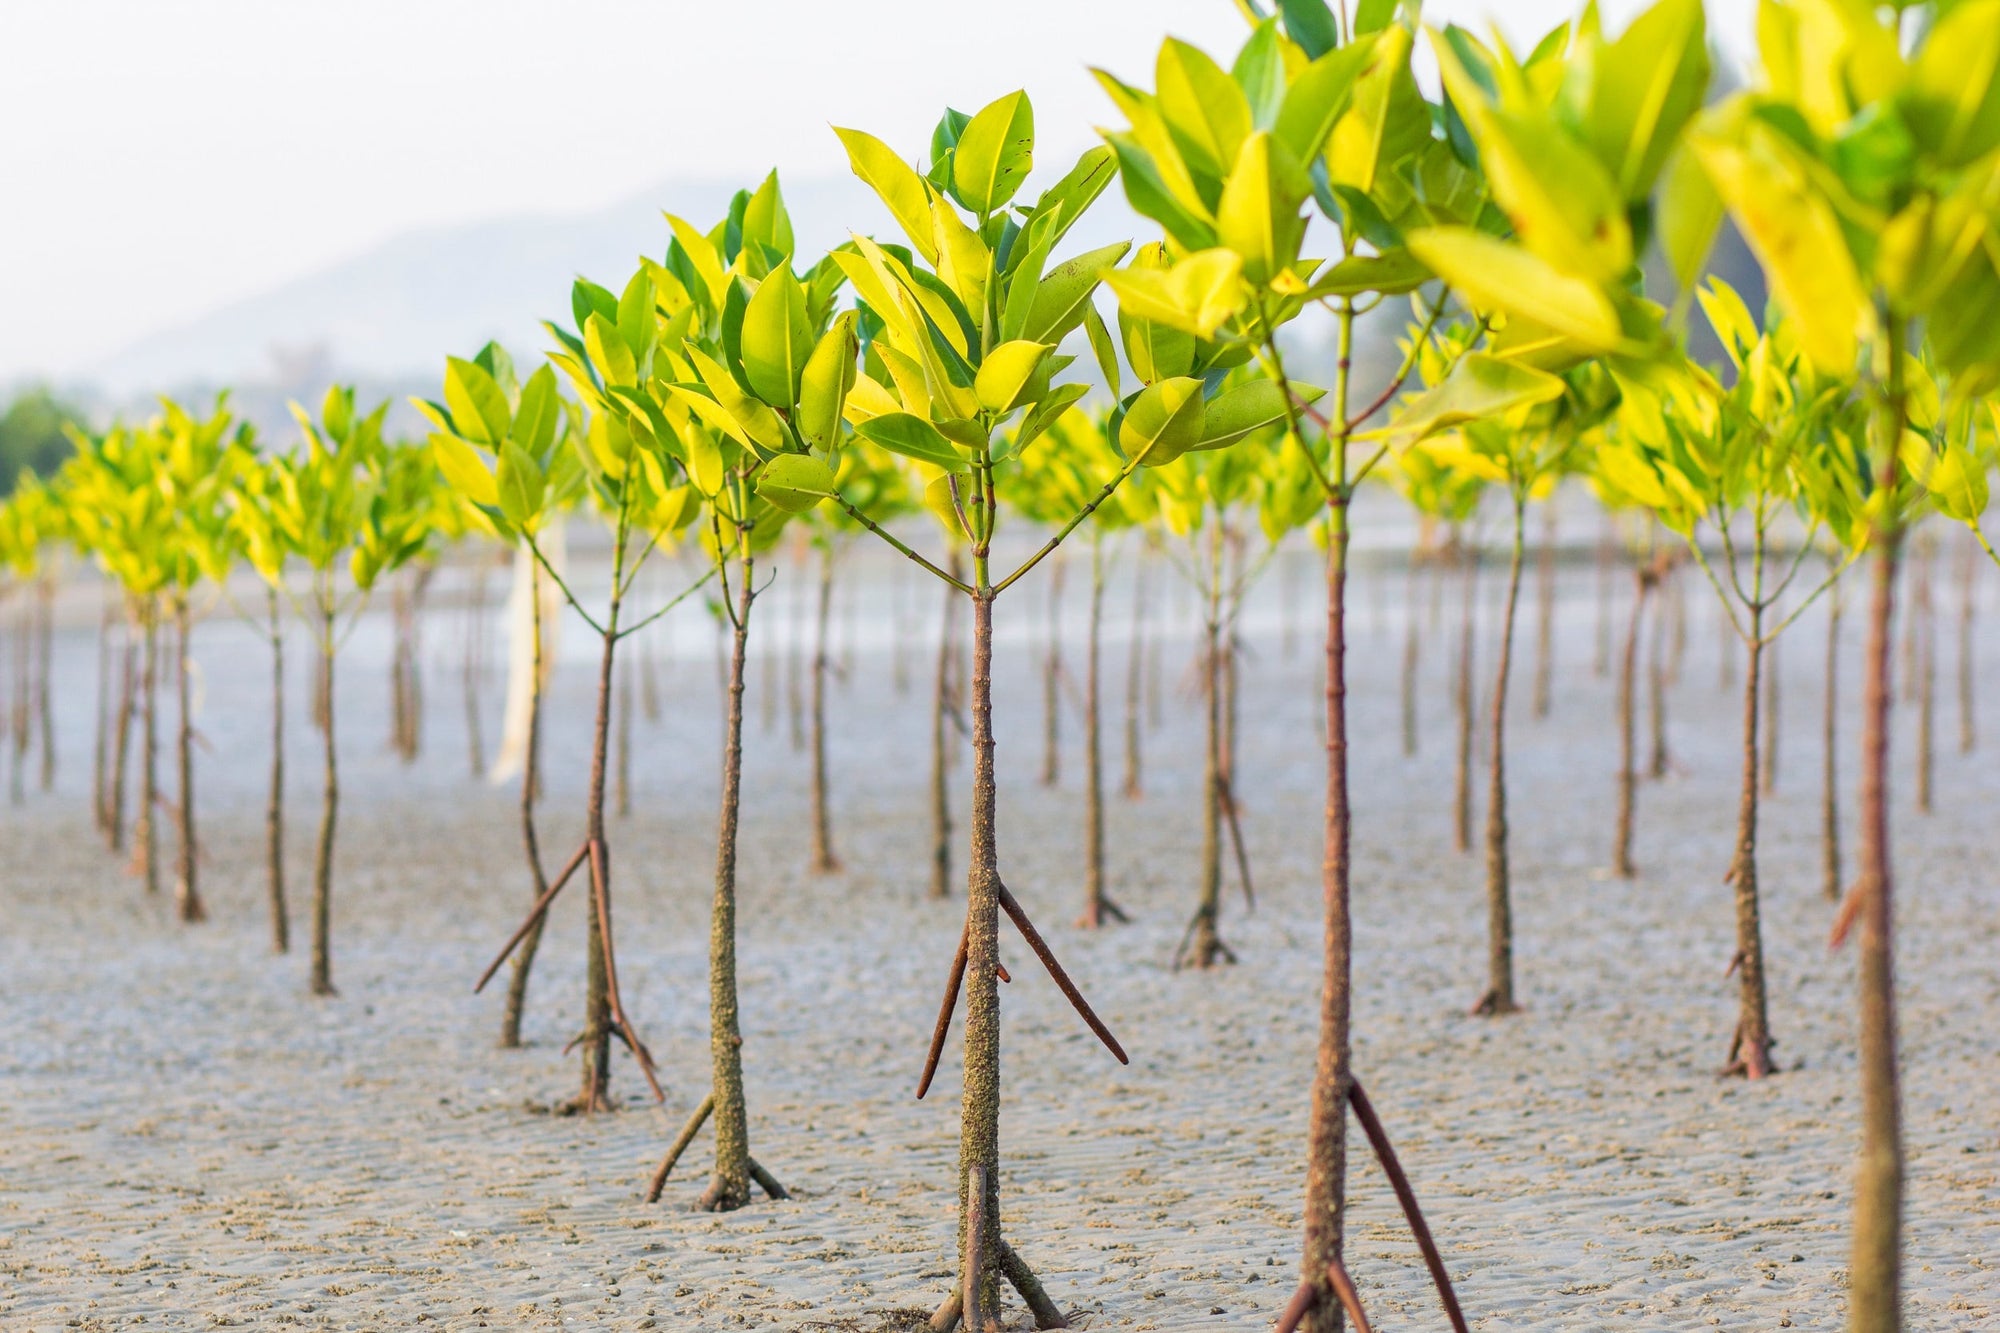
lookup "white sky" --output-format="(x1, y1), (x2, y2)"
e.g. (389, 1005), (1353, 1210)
(0, 0), (1753, 385)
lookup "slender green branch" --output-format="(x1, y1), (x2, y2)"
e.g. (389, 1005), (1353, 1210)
(1761, 551), (1861, 644)
(524, 530), (607, 637)
(831, 491), (973, 594)
(1686, 535), (1751, 644)
(992, 437), (1163, 597)
(614, 564), (720, 642)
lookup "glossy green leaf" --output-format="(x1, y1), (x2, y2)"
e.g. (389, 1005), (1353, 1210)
(1406, 227), (1625, 351)
(1216, 131), (1311, 284)
(974, 340), (1054, 414)
(833, 127), (940, 263)
(497, 440), (544, 529)
(798, 312), (860, 450)
(952, 91), (1035, 214)
(1023, 241), (1132, 344)
(444, 357), (510, 446)
(1365, 353), (1567, 442)
(1119, 376), (1207, 467)
(1192, 378), (1322, 451)
(1103, 248), (1246, 341)
(432, 433), (498, 510)
(755, 453), (837, 513)
(1158, 39), (1251, 190)
(741, 267), (813, 406)
(856, 412), (969, 471)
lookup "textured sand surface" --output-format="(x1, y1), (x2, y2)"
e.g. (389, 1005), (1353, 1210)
(3, 543), (1996, 1331)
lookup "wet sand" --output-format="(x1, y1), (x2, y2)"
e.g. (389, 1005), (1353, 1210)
(3, 541), (1996, 1330)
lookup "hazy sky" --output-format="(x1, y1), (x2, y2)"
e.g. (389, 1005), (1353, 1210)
(0, 1), (1753, 384)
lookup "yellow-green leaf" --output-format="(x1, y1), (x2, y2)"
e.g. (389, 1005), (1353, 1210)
(1405, 227), (1624, 351)
(974, 340), (1054, 414)
(951, 91), (1035, 215)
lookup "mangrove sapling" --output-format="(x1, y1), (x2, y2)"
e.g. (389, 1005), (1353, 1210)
(1380, 348), (1596, 1017)
(824, 93), (1167, 1319)
(234, 456), (307, 953)
(1599, 283), (1862, 1077)
(259, 390), (435, 994)
(430, 337), (683, 1112)
(1106, 4), (1682, 1315)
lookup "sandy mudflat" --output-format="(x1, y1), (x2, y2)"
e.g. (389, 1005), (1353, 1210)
(2, 540), (1997, 1331)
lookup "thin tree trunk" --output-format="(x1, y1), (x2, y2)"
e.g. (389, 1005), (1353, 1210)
(1300, 471), (1355, 1333)
(502, 562), (549, 1049)
(1452, 538), (1476, 855)
(108, 622), (136, 853)
(1181, 524), (1231, 969)
(266, 587), (288, 954)
(137, 607), (160, 894)
(956, 588), (1004, 1315)
(572, 600), (618, 1113)
(1823, 584), (1843, 903)
(1401, 549), (1421, 757)
(173, 600), (205, 924)
(1122, 551), (1146, 799)
(1040, 551), (1064, 787)
(930, 551), (961, 901)
(1532, 502), (1556, 719)
(1080, 532), (1116, 928)
(810, 542), (840, 873)
(1849, 522), (1903, 1333)
(1724, 605), (1774, 1079)
(1647, 573), (1670, 780)
(1612, 567), (1653, 880)
(699, 551), (758, 1211)
(1473, 498), (1525, 1016)
(1720, 584), (1737, 691)
(309, 589), (339, 996)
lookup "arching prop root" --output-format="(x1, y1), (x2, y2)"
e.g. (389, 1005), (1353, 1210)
(644, 1089), (790, 1207)
(473, 840), (590, 993)
(1467, 986), (1521, 1018)
(928, 1240), (1068, 1329)
(917, 885), (1128, 1100)
(1217, 775), (1256, 910)
(1170, 910), (1237, 971)
(1269, 1076), (1470, 1332)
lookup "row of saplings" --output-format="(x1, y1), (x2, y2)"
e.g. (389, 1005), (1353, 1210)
(6, 2), (1990, 1328)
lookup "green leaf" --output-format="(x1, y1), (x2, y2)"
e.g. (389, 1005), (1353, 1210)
(1273, 42), (1370, 165)
(1157, 39), (1251, 191)
(511, 365), (561, 458)
(1215, 131), (1311, 284)
(1023, 241), (1132, 344)
(1363, 353), (1567, 443)
(1904, 1), (2000, 167)
(740, 170), (796, 260)
(952, 90), (1035, 214)
(798, 312), (860, 450)
(1083, 299), (1122, 401)
(1405, 227), (1625, 351)
(741, 267), (813, 407)
(1119, 377), (1208, 467)
(584, 312), (638, 389)
(1009, 145), (1119, 271)
(974, 340), (1054, 414)
(1103, 132), (1220, 254)
(755, 453), (837, 513)
(1103, 248), (1246, 341)
(1279, 0), (1340, 59)
(1305, 250), (1429, 297)
(857, 412), (971, 471)
(663, 214), (727, 307)
(431, 434), (498, 510)
(833, 127), (941, 264)
(444, 357), (510, 445)
(1690, 112), (1869, 375)
(497, 441), (545, 529)
(1473, 108), (1633, 284)
(617, 268), (657, 364)
(1657, 145), (1723, 294)
(1192, 379), (1321, 451)
(1580, 0), (1711, 199)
